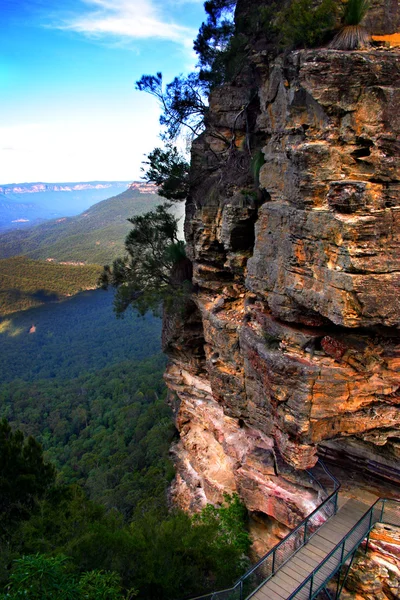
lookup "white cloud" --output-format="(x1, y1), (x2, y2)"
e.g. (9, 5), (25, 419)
(56, 0), (197, 47)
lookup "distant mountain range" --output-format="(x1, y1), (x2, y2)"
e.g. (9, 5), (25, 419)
(0, 184), (183, 265)
(0, 182), (184, 316)
(0, 181), (131, 195)
(0, 180), (157, 230)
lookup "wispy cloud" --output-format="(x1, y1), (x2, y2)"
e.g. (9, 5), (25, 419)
(54, 0), (197, 47)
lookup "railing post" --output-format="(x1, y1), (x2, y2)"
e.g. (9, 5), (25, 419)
(309, 574), (314, 600)
(380, 499), (385, 523)
(272, 550), (276, 575)
(334, 541), (346, 600)
(304, 519), (308, 544)
(334, 491), (338, 515)
(364, 509), (373, 554)
(239, 579), (243, 600)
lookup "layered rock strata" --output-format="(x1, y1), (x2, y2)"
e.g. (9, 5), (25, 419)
(332, 523), (400, 600)
(163, 1), (400, 547)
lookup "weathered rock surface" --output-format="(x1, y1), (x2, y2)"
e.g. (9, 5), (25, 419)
(365, 0), (400, 35)
(163, 0), (400, 553)
(335, 523), (400, 600)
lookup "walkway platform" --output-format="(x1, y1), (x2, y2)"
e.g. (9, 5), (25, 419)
(187, 461), (399, 600)
(250, 499), (369, 600)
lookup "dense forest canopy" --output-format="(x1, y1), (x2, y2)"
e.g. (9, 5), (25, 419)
(0, 256), (101, 316)
(0, 290), (162, 382)
(0, 410), (251, 599)
(0, 282), (252, 598)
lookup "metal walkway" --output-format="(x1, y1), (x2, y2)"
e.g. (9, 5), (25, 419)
(189, 462), (400, 600)
(271, 497), (400, 600)
(251, 498), (369, 600)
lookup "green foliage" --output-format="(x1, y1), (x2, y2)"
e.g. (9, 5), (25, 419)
(0, 419), (55, 536)
(251, 150), (266, 184)
(278, 0), (337, 48)
(329, 0), (371, 49)
(16, 485), (107, 557)
(0, 357), (172, 517)
(125, 500), (250, 600)
(343, 0), (369, 25)
(142, 145), (189, 201)
(0, 256), (101, 317)
(193, 493), (251, 556)
(193, 0), (237, 88)
(136, 72), (206, 141)
(79, 570), (132, 600)
(0, 554), (131, 600)
(263, 332), (281, 349)
(0, 411), (251, 599)
(193, 0), (276, 88)
(100, 204), (191, 316)
(3, 499), (250, 600)
(1, 554), (77, 600)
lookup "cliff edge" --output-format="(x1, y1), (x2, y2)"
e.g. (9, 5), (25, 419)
(163, 0), (400, 552)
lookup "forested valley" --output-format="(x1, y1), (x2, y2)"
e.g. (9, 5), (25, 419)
(0, 202), (249, 598)
(0, 288), (250, 599)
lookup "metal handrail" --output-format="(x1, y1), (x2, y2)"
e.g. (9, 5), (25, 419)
(188, 460), (340, 600)
(306, 460), (330, 496)
(287, 497), (400, 600)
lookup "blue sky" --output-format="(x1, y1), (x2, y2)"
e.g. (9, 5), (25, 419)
(0, 0), (206, 183)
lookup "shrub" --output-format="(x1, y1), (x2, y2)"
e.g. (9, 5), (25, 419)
(142, 146), (189, 201)
(251, 150), (266, 184)
(330, 0), (371, 49)
(1, 554), (77, 600)
(278, 0), (337, 48)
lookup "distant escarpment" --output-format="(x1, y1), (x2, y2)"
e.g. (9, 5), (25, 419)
(0, 181), (134, 195)
(163, 0), (400, 551)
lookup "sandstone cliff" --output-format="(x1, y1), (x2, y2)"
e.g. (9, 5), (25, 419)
(163, 0), (400, 550)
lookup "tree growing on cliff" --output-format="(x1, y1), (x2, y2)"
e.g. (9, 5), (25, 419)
(99, 204), (191, 316)
(194, 0), (237, 87)
(193, 493), (251, 557)
(136, 1), (247, 201)
(136, 73), (204, 202)
(329, 0), (371, 49)
(141, 145), (189, 202)
(136, 72), (207, 141)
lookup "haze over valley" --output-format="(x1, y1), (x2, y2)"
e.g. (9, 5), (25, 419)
(0, 181), (147, 231)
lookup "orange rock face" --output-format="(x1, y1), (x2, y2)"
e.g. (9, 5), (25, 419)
(163, 29), (400, 543)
